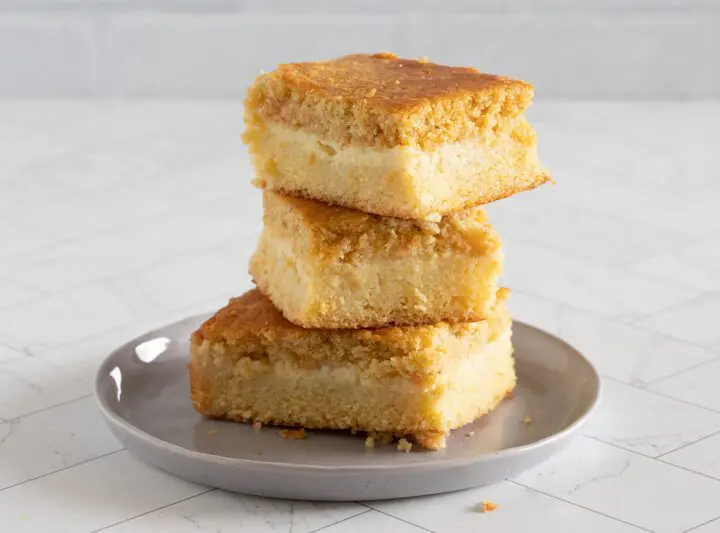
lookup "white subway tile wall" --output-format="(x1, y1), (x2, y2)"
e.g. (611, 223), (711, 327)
(0, 1), (718, 97)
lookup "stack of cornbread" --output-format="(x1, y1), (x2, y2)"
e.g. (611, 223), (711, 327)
(189, 53), (550, 450)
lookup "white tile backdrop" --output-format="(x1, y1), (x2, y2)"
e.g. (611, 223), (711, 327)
(0, 1), (719, 97)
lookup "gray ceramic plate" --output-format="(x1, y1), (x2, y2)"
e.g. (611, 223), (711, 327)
(95, 315), (600, 501)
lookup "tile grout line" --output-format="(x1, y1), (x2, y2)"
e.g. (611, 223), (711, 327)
(90, 488), (216, 532)
(308, 508), (374, 533)
(656, 428), (720, 459)
(654, 455), (720, 484)
(0, 225), (260, 301)
(507, 479), (653, 532)
(504, 231), (705, 293)
(0, 200), (260, 266)
(0, 292), (229, 365)
(503, 237), (699, 290)
(616, 225), (720, 278)
(0, 175), (244, 245)
(685, 515), (720, 533)
(582, 434), (667, 460)
(581, 434), (654, 460)
(642, 353), (720, 388)
(0, 418), (15, 446)
(584, 435), (720, 485)
(601, 375), (720, 415)
(0, 448), (124, 495)
(5, 393), (93, 422)
(511, 288), (720, 356)
(360, 503), (435, 532)
(628, 290), (720, 328)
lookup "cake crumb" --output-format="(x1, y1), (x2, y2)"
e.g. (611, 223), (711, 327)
(365, 436), (375, 448)
(466, 431), (475, 437)
(366, 88), (377, 98)
(206, 429), (218, 436)
(478, 501), (498, 513)
(419, 56), (430, 63)
(279, 428), (306, 440)
(415, 431), (446, 450)
(252, 421), (262, 430)
(251, 176), (267, 188)
(397, 438), (413, 453)
(351, 428), (358, 435)
(523, 414), (533, 425)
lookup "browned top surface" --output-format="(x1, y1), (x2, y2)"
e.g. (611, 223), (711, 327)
(263, 191), (503, 262)
(191, 288), (510, 356)
(244, 53), (535, 148)
(267, 53), (529, 111)
(196, 289), (294, 338)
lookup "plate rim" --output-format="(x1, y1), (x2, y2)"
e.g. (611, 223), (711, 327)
(94, 315), (602, 474)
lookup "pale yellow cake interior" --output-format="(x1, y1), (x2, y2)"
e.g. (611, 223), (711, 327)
(189, 290), (516, 450)
(249, 191), (504, 328)
(247, 120), (549, 220)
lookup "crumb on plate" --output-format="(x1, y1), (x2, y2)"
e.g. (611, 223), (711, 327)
(523, 414), (532, 425)
(279, 428), (307, 440)
(365, 436), (375, 448)
(252, 421), (262, 429)
(206, 429), (218, 436)
(478, 501), (498, 513)
(397, 438), (413, 453)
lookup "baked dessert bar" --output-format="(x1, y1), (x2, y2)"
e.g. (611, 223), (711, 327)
(249, 190), (504, 329)
(243, 52), (550, 221)
(189, 289), (515, 450)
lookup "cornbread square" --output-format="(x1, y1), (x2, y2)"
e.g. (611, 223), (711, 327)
(243, 52), (551, 220)
(189, 289), (516, 450)
(249, 190), (503, 329)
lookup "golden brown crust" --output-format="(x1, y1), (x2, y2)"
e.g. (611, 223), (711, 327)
(190, 288), (511, 365)
(259, 52), (530, 111)
(244, 53), (534, 149)
(262, 190), (502, 262)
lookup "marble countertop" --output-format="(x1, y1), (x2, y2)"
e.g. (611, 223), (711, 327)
(0, 100), (719, 533)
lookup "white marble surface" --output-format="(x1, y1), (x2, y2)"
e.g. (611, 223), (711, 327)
(0, 100), (719, 532)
